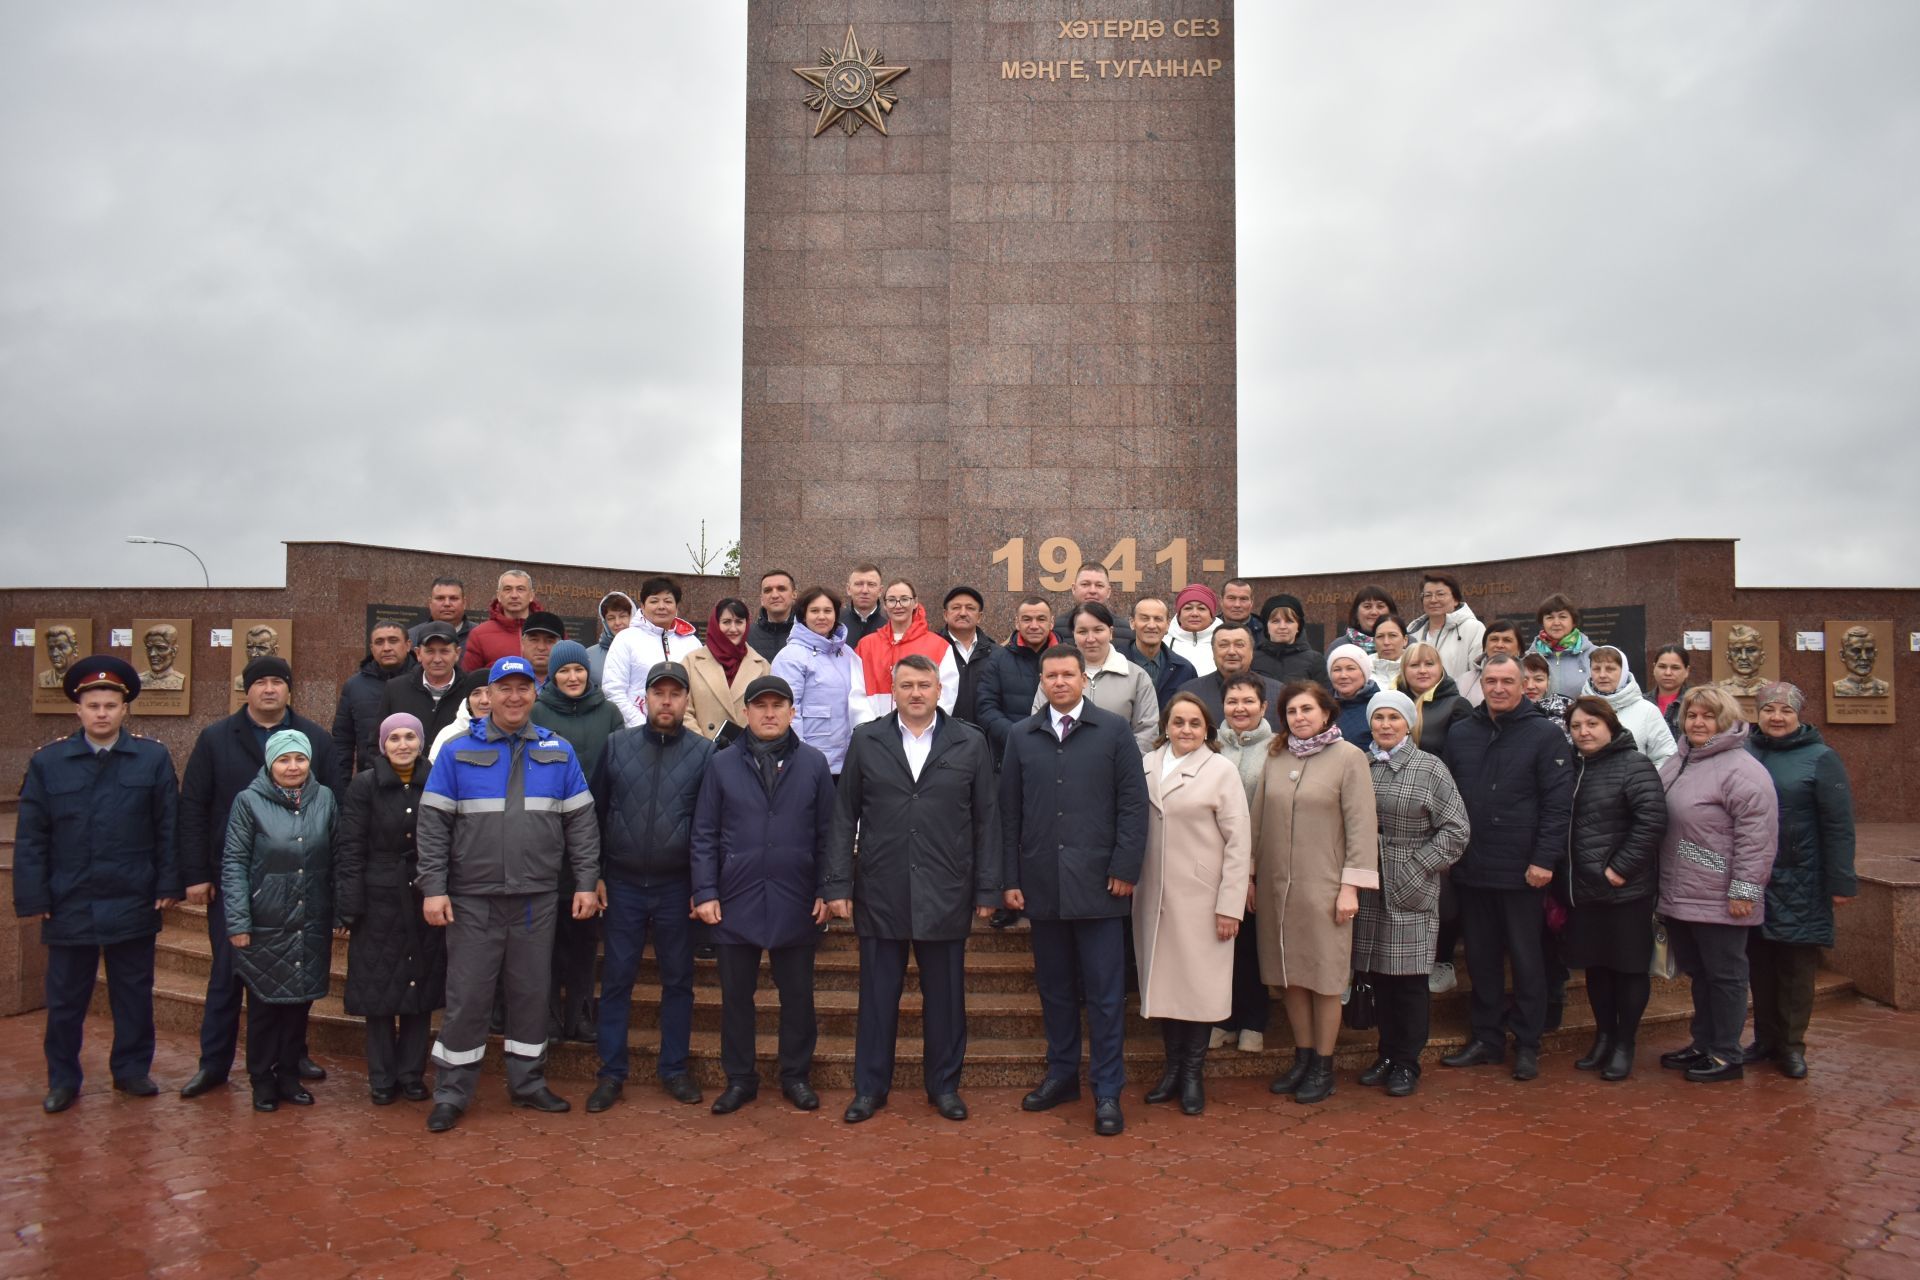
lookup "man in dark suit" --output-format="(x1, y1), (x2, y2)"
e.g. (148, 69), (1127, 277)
(176, 655), (341, 1098)
(999, 645), (1148, 1136)
(1178, 624), (1285, 732)
(826, 655), (1000, 1124)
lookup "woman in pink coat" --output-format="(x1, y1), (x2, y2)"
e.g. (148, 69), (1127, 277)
(1135, 693), (1252, 1116)
(1656, 685), (1779, 1084)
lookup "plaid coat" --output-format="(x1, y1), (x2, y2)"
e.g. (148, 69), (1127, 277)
(1353, 744), (1470, 975)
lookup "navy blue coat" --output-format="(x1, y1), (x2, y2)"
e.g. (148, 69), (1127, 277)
(999, 702), (1149, 921)
(1125, 643), (1199, 711)
(1442, 698), (1575, 890)
(177, 706), (340, 888)
(592, 723), (715, 884)
(689, 734), (837, 950)
(14, 732), (181, 947)
(974, 636), (1048, 758)
(1335, 681), (1380, 754)
(331, 653), (416, 779)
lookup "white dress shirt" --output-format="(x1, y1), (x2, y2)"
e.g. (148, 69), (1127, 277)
(899, 715), (937, 779)
(1048, 699), (1087, 741)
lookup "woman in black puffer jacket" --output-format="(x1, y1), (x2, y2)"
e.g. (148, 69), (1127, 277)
(1558, 696), (1668, 1081)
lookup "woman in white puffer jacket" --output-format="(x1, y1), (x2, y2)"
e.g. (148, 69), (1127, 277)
(1582, 646), (1677, 767)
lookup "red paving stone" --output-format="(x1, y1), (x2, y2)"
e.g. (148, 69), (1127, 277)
(2, 999), (1918, 1277)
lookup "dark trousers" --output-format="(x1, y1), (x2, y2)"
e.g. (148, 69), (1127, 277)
(1747, 933), (1819, 1053)
(1459, 886), (1548, 1052)
(1029, 916), (1127, 1098)
(433, 892), (557, 1108)
(715, 941), (816, 1090)
(43, 938), (156, 1091)
(200, 893), (306, 1077)
(364, 1014), (433, 1090)
(550, 897), (599, 1032)
(1362, 971), (1430, 1069)
(244, 993), (311, 1088)
(596, 876), (695, 1083)
(1666, 918), (1752, 1063)
(854, 935), (967, 1099)
(1434, 872), (1461, 964)
(1216, 926), (1270, 1035)
(1583, 967), (1652, 1046)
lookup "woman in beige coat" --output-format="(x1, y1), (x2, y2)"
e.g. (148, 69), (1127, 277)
(1136, 692), (1252, 1116)
(682, 598), (770, 744)
(1253, 681), (1380, 1106)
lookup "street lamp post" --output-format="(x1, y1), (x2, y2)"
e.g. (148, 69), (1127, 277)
(125, 535), (211, 588)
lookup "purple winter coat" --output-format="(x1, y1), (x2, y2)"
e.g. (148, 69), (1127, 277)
(1656, 722), (1779, 926)
(770, 624), (861, 773)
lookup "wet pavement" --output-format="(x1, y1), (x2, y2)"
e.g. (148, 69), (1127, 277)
(2, 997), (1917, 1278)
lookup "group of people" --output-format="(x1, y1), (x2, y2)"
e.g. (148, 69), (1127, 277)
(13, 564), (1858, 1133)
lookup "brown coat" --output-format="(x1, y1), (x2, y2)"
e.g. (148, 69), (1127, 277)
(682, 647), (771, 740)
(1252, 740), (1380, 995)
(1134, 746), (1253, 1021)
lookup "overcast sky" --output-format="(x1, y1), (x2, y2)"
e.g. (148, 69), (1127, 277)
(2, 2), (1914, 590)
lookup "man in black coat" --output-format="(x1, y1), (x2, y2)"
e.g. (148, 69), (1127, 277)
(975, 596), (1054, 762)
(176, 655), (341, 1098)
(1179, 624), (1284, 731)
(379, 621), (469, 748)
(935, 585), (997, 728)
(13, 657), (181, 1113)
(1000, 645), (1148, 1136)
(332, 619), (416, 777)
(585, 662), (715, 1113)
(747, 569), (797, 661)
(825, 655), (1000, 1125)
(1439, 653), (1574, 1082)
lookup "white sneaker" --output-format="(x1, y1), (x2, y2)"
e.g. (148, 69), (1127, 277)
(1237, 1030), (1264, 1053)
(1208, 1027), (1231, 1049)
(1429, 961), (1457, 994)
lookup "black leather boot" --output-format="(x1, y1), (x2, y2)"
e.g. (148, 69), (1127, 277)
(1179, 1022), (1208, 1116)
(1145, 1021), (1180, 1104)
(1293, 1051), (1335, 1105)
(1600, 1041), (1635, 1082)
(1575, 1034), (1614, 1072)
(1269, 1047), (1311, 1095)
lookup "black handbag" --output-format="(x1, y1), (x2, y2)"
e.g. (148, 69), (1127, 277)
(1342, 975), (1378, 1031)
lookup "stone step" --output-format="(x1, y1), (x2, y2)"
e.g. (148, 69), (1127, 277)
(114, 946), (1855, 1090)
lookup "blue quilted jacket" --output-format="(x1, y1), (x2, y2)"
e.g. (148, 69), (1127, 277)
(592, 723), (715, 884)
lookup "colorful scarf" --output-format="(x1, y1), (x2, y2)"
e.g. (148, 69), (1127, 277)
(705, 604), (752, 683)
(1286, 723), (1344, 758)
(1532, 628), (1586, 657)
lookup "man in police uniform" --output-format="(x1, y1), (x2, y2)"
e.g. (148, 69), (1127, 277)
(13, 657), (182, 1113)
(416, 655), (602, 1133)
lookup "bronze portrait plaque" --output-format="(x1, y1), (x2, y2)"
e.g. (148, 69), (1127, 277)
(1710, 619), (1780, 714)
(30, 618), (92, 714)
(1825, 619), (1895, 725)
(131, 618), (193, 717)
(229, 618), (294, 712)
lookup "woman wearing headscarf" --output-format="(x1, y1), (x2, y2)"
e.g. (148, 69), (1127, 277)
(685, 597), (770, 746)
(1352, 689), (1469, 1097)
(1581, 645), (1677, 767)
(1656, 686), (1779, 1083)
(1746, 682), (1857, 1078)
(221, 729), (338, 1112)
(1250, 594), (1330, 689)
(1559, 696), (1667, 1082)
(1136, 693), (1252, 1115)
(1253, 682), (1379, 1105)
(1211, 673), (1274, 1053)
(336, 713), (446, 1104)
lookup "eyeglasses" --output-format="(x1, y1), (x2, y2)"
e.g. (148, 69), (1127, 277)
(1420, 590), (1451, 601)
(884, 596), (915, 606)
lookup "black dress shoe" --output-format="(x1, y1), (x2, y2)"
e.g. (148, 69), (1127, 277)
(1357, 1056), (1391, 1087)
(662, 1075), (703, 1105)
(843, 1093), (887, 1124)
(694, 943), (717, 960)
(1093, 1096), (1124, 1136)
(426, 1103), (462, 1132)
(297, 1057), (327, 1082)
(1385, 1064), (1419, 1097)
(401, 1081), (431, 1102)
(1600, 1043), (1635, 1082)
(1511, 1049), (1540, 1082)
(782, 1082), (820, 1111)
(511, 1087), (571, 1113)
(1777, 1048), (1808, 1079)
(1574, 1035), (1613, 1072)
(1021, 1077), (1080, 1112)
(930, 1092), (968, 1121)
(179, 1070), (228, 1099)
(1441, 1040), (1504, 1069)
(1740, 1041), (1776, 1065)
(1660, 1046), (1708, 1071)
(252, 1094), (279, 1114)
(278, 1084), (315, 1106)
(113, 1075), (160, 1097)
(42, 1087), (77, 1114)
(586, 1079), (622, 1113)
(369, 1087), (398, 1106)
(989, 908), (1020, 930)
(711, 1084), (755, 1115)
(1684, 1057), (1743, 1084)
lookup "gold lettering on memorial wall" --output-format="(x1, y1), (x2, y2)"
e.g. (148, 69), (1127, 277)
(794, 26), (908, 137)
(991, 537), (1229, 594)
(1005, 16), (1226, 80)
